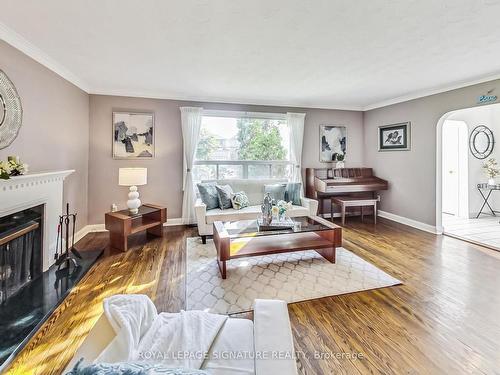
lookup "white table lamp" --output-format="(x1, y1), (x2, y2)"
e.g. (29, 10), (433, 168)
(119, 168), (147, 214)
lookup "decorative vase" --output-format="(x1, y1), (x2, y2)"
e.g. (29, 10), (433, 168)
(488, 178), (496, 186)
(261, 192), (273, 225)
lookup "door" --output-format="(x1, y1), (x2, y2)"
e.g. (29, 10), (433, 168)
(442, 122), (460, 216)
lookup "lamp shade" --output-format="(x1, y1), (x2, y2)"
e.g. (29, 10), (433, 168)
(119, 168), (147, 186)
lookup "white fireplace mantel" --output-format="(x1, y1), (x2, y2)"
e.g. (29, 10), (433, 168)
(0, 170), (75, 271)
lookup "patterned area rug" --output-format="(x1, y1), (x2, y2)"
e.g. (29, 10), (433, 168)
(186, 237), (401, 314)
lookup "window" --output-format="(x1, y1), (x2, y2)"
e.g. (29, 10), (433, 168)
(193, 112), (291, 181)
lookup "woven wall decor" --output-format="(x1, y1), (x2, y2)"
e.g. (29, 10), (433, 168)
(0, 70), (23, 149)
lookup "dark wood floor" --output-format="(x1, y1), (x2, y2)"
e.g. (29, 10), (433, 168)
(4, 218), (500, 374)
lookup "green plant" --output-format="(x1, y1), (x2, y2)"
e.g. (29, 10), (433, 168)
(237, 118), (286, 160)
(335, 153), (345, 162)
(196, 128), (218, 161)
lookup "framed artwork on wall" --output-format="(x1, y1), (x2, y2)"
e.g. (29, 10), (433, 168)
(320, 125), (346, 162)
(378, 122), (411, 151)
(112, 112), (155, 159)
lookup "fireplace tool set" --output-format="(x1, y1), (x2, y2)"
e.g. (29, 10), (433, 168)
(54, 203), (82, 271)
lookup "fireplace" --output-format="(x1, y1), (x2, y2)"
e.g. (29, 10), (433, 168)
(0, 170), (105, 371)
(0, 170), (74, 271)
(0, 205), (43, 303)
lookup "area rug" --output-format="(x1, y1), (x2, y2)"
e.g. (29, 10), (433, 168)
(186, 237), (401, 314)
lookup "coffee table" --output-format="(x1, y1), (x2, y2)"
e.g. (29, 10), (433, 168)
(213, 216), (342, 279)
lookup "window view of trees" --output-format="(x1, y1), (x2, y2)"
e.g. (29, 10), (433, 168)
(237, 118), (286, 161)
(195, 128), (218, 161)
(194, 115), (290, 181)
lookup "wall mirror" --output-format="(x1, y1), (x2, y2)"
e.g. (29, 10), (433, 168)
(469, 125), (494, 159)
(0, 70), (23, 149)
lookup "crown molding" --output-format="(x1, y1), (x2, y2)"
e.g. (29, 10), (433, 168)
(363, 72), (500, 111)
(0, 22), (90, 92)
(89, 88), (365, 112)
(3, 20), (500, 112)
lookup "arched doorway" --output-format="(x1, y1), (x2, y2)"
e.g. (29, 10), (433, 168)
(436, 102), (500, 248)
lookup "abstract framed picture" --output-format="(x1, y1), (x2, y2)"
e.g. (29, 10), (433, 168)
(320, 125), (346, 162)
(112, 112), (154, 159)
(378, 122), (411, 151)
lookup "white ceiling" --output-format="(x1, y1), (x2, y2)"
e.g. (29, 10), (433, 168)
(1, 0), (500, 110)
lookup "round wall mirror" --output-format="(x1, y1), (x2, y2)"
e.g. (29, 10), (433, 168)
(0, 70), (23, 149)
(469, 125), (494, 159)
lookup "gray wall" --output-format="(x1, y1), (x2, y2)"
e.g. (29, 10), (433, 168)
(88, 95), (363, 224)
(0, 40), (90, 230)
(364, 79), (500, 226)
(6, 36), (500, 229)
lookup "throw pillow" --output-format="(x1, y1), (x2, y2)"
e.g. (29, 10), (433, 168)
(197, 183), (219, 210)
(66, 358), (210, 375)
(285, 182), (302, 205)
(231, 191), (250, 210)
(215, 184), (233, 209)
(264, 184), (286, 202)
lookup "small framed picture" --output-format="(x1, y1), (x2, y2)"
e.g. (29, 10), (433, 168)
(320, 125), (347, 162)
(378, 122), (411, 151)
(113, 112), (155, 159)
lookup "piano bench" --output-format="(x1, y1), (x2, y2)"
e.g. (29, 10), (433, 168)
(331, 197), (379, 226)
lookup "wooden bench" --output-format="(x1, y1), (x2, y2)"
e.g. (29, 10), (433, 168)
(331, 196), (378, 225)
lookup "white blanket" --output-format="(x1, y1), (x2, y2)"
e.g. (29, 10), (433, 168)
(96, 294), (228, 370)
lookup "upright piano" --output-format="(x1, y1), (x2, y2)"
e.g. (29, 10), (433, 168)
(306, 167), (389, 217)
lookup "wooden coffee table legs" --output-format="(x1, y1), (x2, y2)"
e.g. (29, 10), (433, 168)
(217, 259), (227, 279)
(213, 222), (229, 279)
(315, 247), (336, 263)
(314, 226), (337, 263)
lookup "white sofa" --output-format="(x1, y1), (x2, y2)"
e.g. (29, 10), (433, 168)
(65, 299), (298, 375)
(195, 179), (319, 243)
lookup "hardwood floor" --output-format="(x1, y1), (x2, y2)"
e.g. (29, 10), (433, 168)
(4, 218), (500, 374)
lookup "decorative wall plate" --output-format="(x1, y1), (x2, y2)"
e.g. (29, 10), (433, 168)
(0, 70), (23, 149)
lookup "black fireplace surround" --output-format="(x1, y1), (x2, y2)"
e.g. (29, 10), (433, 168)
(0, 206), (103, 370)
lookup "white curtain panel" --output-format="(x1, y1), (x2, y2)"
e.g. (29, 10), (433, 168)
(180, 106), (203, 224)
(287, 112), (306, 192)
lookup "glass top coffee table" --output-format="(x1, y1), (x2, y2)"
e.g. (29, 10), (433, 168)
(213, 216), (342, 279)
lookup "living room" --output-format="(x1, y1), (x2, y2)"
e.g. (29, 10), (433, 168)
(1, 1), (500, 374)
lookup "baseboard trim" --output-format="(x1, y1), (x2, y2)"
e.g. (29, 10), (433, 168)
(165, 218), (184, 226)
(73, 224), (104, 243)
(75, 218), (184, 239)
(377, 210), (439, 234)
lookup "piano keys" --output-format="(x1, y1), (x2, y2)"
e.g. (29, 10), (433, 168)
(306, 168), (388, 217)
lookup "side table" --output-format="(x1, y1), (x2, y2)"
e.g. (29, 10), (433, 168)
(105, 204), (166, 251)
(476, 183), (500, 218)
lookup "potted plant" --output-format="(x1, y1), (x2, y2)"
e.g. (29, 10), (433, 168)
(335, 153), (345, 168)
(483, 158), (500, 185)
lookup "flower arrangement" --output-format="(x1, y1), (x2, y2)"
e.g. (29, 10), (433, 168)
(274, 200), (293, 220)
(0, 160), (11, 179)
(483, 158), (500, 183)
(0, 156), (29, 180)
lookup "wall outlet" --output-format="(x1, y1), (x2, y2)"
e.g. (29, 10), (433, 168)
(111, 203), (118, 212)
